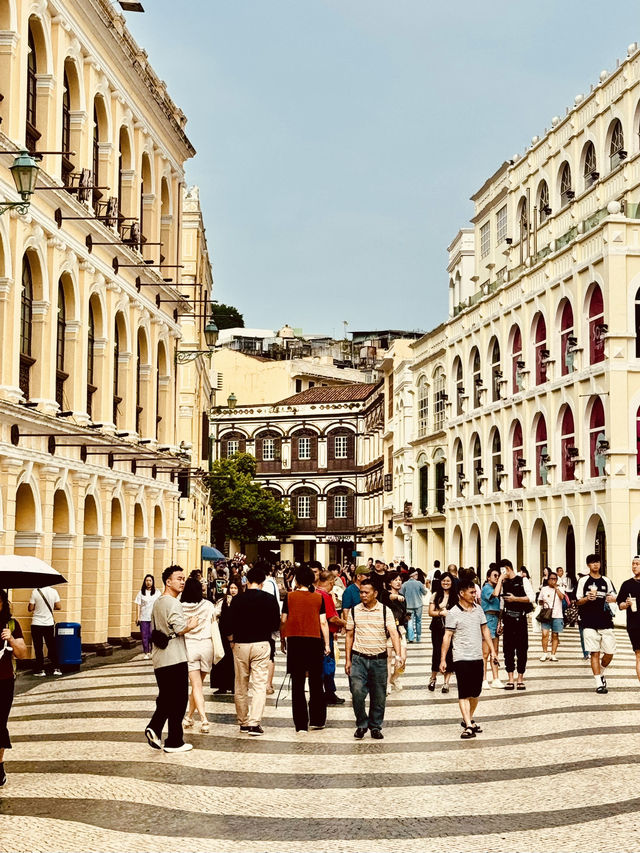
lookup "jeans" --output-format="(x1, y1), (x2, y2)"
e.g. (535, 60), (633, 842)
(349, 653), (388, 731)
(287, 637), (326, 732)
(148, 661), (189, 747)
(31, 624), (57, 670)
(407, 607), (423, 642)
(503, 614), (528, 674)
(323, 633), (338, 699)
(140, 621), (152, 653)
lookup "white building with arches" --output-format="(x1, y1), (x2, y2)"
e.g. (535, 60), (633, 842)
(406, 42), (640, 590)
(0, 0), (214, 653)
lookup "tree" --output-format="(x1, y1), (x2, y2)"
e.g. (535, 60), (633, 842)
(204, 452), (295, 548)
(212, 303), (244, 330)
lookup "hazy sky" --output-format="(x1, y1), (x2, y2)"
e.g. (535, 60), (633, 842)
(127, 1), (639, 336)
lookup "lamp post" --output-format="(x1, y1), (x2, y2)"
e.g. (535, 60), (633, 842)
(175, 317), (219, 364)
(1, 150), (39, 216)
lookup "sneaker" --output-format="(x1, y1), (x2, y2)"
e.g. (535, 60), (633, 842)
(491, 678), (505, 689)
(163, 742), (194, 753)
(239, 725), (250, 733)
(370, 729), (384, 740)
(482, 679), (491, 690)
(144, 653), (150, 660)
(295, 729), (308, 735)
(596, 685), (608, 694)
(52, 669), (62, 676)
(247, 725), (264, 737)
(33, 670), (46, 677)
(326, 696), (346, 705)
(145, 727), (162, 750)
(539, 653), (550, 661)
(441, 684), (449, 694)
(549, 655), (559, 662)
(310, 724), (325, 730)
(354, 727), (367, 739)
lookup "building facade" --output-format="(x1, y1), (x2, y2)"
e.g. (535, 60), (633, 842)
(404, 43), (640, 589)
(0, 0), (213, 652)
(211, 384), (385, 565)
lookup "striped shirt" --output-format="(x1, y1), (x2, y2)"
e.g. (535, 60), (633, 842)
(346, 601), (388, 655)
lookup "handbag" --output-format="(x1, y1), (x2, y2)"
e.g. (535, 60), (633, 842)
(211, 617), (224, 665)
(536, 605), (553, 623)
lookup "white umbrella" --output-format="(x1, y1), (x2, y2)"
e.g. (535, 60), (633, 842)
(0, 555), (67, 589)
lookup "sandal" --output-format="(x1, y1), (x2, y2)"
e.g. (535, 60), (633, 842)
(460, 725), (476, 739)
(183, 716), (194, 728)
(428, 679), (436, 692)
(460, 719), (482, 733)
(200, 721), (210, 733)
(516, 683), (526, 690)
(504, 682), (515, 691)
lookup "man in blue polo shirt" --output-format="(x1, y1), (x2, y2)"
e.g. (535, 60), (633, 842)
(341, 566), (369, 610)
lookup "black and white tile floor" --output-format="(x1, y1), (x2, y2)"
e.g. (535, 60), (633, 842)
(2, 625), (640, 852)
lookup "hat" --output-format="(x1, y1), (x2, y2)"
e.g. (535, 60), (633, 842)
(355, 565), (370, 576)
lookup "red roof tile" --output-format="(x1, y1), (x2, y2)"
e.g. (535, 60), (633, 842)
(276, 383), (381, 406)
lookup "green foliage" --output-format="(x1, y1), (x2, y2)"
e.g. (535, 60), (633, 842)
(212, 303), (244, 331)
(204, 452), (295, 547)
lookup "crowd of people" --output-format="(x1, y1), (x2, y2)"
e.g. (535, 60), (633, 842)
(2, 550), (640, 783)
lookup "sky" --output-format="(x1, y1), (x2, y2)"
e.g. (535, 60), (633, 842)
(127, 1), (640, 336)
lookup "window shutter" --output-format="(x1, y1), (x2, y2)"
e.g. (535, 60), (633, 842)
(201, 411), (210, 461)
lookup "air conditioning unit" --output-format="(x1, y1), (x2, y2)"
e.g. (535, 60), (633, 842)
(216, 372), (224, 390)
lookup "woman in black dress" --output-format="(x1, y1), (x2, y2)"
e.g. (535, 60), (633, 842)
(427, 572), (457, 693)
(0, 589), (28, 786)
(212, 577), (242, 695)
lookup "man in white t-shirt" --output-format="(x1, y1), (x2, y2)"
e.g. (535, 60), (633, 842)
(28, 587), (62, 676)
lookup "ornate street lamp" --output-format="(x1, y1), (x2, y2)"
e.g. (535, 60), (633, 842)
(176, 316), (219, 364)
(1, 150), (39, 216)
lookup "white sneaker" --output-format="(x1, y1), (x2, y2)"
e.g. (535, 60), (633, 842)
(52, 669), (62, 676)
(491, 678), (505, 689)
(539, 653), (550, 661)
(481, 679), (491, 690)
(33, 670), (46, 677)
(549, 655), (558, 662)
(163, 742), (193, 753)
(144, 653), (150, 660)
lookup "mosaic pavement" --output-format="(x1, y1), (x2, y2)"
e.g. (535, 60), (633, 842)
(1, 623), (640, 852)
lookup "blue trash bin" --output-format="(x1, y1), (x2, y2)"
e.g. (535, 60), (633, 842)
(56, 622), (82, 668)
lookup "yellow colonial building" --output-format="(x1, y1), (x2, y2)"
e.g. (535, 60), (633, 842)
(403, 43), (640, 591)
(0, 0), (213, 652)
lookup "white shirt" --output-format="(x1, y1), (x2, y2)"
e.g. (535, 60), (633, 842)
(135, 589), (161, 622)
(538, 585), (564, 619)
(29, 587), (60, 627)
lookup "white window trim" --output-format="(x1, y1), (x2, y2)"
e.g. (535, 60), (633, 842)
(262, 438), (275, 461)
(334, 435), (349, 458)
(226, 439), (239, 457)
(297, 495), (311, 518)
(334, 494), (348, 518)
(298, 437), (311, 460)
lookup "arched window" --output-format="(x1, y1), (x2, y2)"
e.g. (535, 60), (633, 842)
(417, 377), (428, 437)
(419, 461), (429, 513)
(472, 434), (482, 495)
(55, 282), (67, 408)
(491, 430), (502, 492)
(512, 421), (524, 489)
(291, 486), (317, 530)
(537, 180), (550, 223)
(20, 256), (34, 400)
(91, 101), (103, 210)
(534, 314), (548, 385)
(455, 358), (464, 415)
(535, 416), (548, 485)
(26, 26), (40, 150)
(490, 338), (501, 401)
(135, 331), (145, 435)
(583, 141), (598, 188)
(589, 398), (606, 477)
(113, 322), (121, 426)
(560, 299), (575, 375)
(511, 327), (523, 394)
(609, 119), (626, 169)
(561, 407), (576, 482)
(455, 440), (464, 497)
(471, 348), (482, 408)
(588, 285), (605, 364)
(87, 303), (96, 418)
(517, 195), (528, 261)
(433, 367), (446, 432)
(560, 162), (573, 207)
(61, 71), (72, 186)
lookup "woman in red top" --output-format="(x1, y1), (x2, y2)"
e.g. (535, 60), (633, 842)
(280, 564), (330, 732)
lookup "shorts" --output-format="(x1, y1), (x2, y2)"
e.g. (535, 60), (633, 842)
(540, 617), (564, 634)
(484, 613), (500, 639)
(269, 638), (276, 661)
(453, 659), (484, 700)
(583, 627), (616, 655)
(187, 638), (214, 673)
(627, 626), (640, 652)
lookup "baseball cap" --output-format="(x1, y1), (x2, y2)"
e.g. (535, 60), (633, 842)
(355, 566), (370, 576)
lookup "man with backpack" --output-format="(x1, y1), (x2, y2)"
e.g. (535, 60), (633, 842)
(344, 579), (404, 740)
